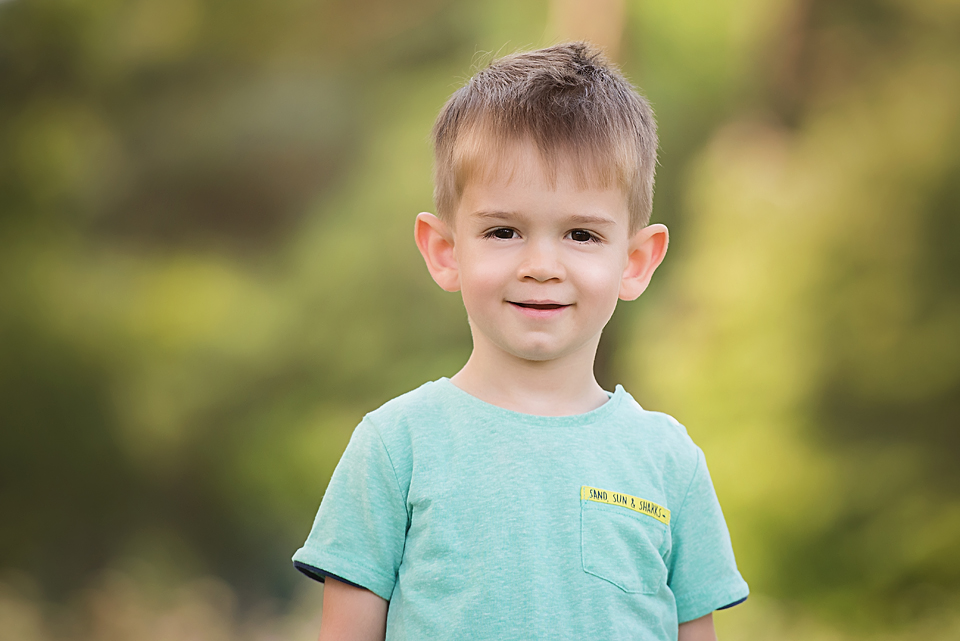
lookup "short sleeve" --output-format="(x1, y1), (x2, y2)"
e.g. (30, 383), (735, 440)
(667, 447), (749, 623)
(292, 416), (409, 601)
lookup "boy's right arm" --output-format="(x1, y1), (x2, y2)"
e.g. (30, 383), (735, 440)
(318, 577), (388, 641)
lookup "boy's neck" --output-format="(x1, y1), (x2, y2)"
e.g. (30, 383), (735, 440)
(449, 336), (610, 416)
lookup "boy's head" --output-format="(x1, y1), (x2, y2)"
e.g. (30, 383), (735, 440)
(416, 42), (668, 369)
(432, 41), (657, 233)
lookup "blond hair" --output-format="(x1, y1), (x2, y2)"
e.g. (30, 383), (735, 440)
(432, 42), (658, 231)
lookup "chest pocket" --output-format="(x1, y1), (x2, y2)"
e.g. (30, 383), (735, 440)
(580, 502), (669, 594)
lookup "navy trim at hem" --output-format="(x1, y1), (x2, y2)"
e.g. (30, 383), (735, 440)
(717, 595), (748, 610)
(293, 561), (366, 590)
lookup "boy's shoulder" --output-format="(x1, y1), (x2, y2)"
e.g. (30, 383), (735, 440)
(614, 390), (706, 472)
(362, 378), (450, 428)
(356, 379), (454, 454)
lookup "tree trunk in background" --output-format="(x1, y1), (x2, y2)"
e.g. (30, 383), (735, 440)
(547, 0), (625, 60)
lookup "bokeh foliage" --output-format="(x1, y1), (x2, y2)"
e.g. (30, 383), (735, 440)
(625, 0), (960, 628)
(1, 0), (958, 637)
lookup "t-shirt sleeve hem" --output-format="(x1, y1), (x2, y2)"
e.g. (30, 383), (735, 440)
(676, 581), (750, 624)
(717, 595), (748, 610)
(293, 562), (369, 590)
(291, 549), (396, 601)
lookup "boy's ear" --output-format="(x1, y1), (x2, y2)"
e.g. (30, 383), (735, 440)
(414, 212), (461, 292)
(619, 223), (669, 301)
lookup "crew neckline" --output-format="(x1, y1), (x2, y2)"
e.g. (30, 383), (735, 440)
(435, 377), (626, 427)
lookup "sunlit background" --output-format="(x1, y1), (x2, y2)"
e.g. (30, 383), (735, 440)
(2, 0), (959, 639)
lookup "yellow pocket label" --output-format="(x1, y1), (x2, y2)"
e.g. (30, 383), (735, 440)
(581, 486), (670, 525)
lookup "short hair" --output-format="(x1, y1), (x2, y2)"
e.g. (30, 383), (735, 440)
(432, 42), (658, 231)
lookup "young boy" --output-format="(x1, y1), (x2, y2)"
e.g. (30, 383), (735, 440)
(293, 42), (748, 640)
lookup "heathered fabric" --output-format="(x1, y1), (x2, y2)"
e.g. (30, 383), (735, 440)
(293, 379), (748, 640)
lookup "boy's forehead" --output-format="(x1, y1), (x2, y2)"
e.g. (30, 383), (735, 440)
(455, 139), (631, 227)
(460, 136), (622, 194)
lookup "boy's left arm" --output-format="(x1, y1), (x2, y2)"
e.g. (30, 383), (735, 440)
(668, 447), (749, 629)
(678, 613), (717, 641)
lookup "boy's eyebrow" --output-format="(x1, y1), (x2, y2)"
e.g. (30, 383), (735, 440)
(566, 214), (618, 226)
(471, 210), (618, 226)
(471, 210), (520, 221)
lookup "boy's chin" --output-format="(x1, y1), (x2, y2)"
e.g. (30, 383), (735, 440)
(501, 340), (592, 364)
(469, 324), (600, 365)
(511, 350), (559, 363)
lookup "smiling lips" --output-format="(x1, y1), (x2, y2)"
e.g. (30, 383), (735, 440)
(509, 300), (571, 316)
(512, 301), (567, 309)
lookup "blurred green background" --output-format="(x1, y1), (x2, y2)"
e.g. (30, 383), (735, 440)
(1, 0), (959, 639)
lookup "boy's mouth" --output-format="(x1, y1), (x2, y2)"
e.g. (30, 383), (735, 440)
(510, 301), (569, 310)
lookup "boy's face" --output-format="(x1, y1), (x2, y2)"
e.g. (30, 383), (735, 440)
(446, 142), (635, 364)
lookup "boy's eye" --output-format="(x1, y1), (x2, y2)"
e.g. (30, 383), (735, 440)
(489, 228), (516, 239)
(569, 229), (597, 243)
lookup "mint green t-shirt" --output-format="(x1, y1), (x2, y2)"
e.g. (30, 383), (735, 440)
(293, 379), (748, 640)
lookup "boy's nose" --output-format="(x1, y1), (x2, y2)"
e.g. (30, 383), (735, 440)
(517, 240), (566, 282)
